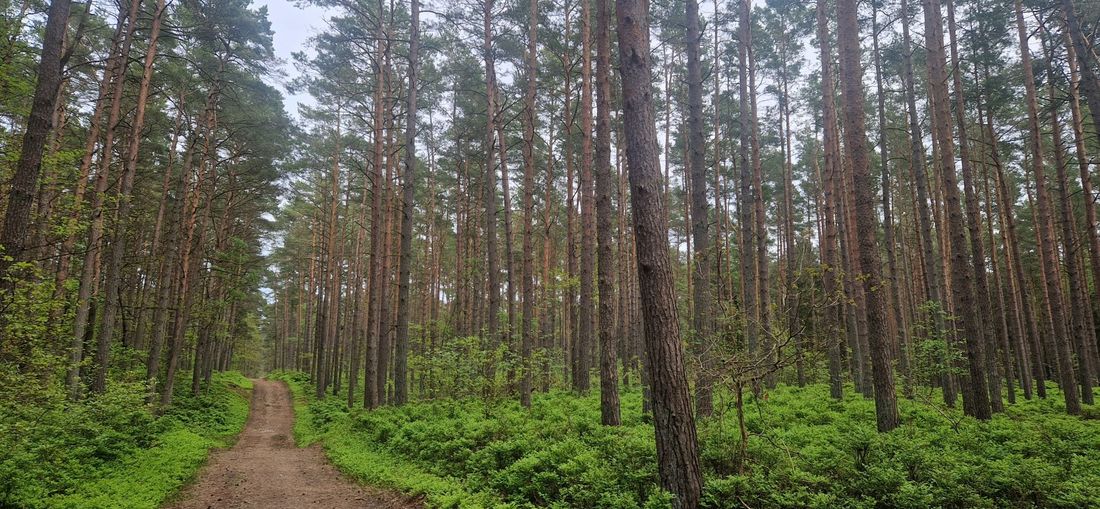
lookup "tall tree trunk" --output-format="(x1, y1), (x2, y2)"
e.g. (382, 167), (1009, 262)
(365, 35), (387, 409)
(1060, 0), (1100, 146)
(497, 125), (517, 389)
(94, 0), (167, 394)
(986, 107), (1042, 398)
(596, 0), (620, 425)
(393, 0), (419, 406)
(837, 0), (900, 431)
(872, 4), (908, 384)
(686, 0), (712, 417)
(924, 0), (991, 419)
(1065, 26), (1100, 366)
(946, 0), (1001, 413)
(378, 92), (396, 403)
(615, 0), (703, 503)
(0, 0), (71, 287)
(68, 0), (141, 399)
(482, 0), (501, 389)
(1014, 0), (1080, 414)
(738, 0), (758, 360)
(816, 0), (843, 400)
(575, 0), (595, 394)
(747, 9), (769, 372)
(563, 0), (577, 388)
(901, 0), (954, 405)
(520, 0), (538, 408)
(1045, 50), (1096, 404)
(778, 13), (801, 387)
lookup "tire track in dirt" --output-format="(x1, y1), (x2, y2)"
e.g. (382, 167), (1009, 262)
(166, 379), (418, 509)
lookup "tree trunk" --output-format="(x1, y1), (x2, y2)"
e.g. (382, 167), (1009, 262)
(1064, 26), (1100, 374)
(575, 0), (595, 394)
(901, 0), (954, 405)
(615, 0), (703, 504)
(816, 0), (843, 400)
(872, 4), (908, 385)
(1014, 0), (1080, 414)
(986, 107), (1042, 399)
(482, 0), (501, 390)
(365, 28), (389, 408)
(520, 0), (538, 408)
(946, 0), (1000, 413)
(837, 0), (900, 431)
(596, 0), (620, 425)
(68, 0), (141, 399)
(0, 0), (71, 287)
(924, 0), (991, 419)
(1060, 0), (1100, 146)
(393, 0), (419, 406)
(94, 0), (167, 394)
(685, 0), (712, 418)
(738, 0), (758, 360)
(1045, 52), (1096, 404)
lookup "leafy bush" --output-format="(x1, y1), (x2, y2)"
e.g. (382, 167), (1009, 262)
(0, 371), (251, 508)
(279, 370), (1099, 509)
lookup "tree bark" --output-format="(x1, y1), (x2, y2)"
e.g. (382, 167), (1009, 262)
(686, 0), (712, 418)
(575, 0), (595, 394)
(68, 0), (141, 399)
(946, 0), (1000, 413)
(1060, 0), (1100, 147)
(924, 0), (991, 419)
(94, 0), (167, 394)
(837, 0), (900, 431)
(816, 0), (843, 400)
(393, 0), (419, 406)
(0, 0), (71, 286)
(1045, 51), (1096, 404)
(482, 0), (501, 389)
(520, 0), (538, 408)
(1014, 0), (1080, 414)
(901, 0), (954, 405)
(595, 0), (620, 425)
(615, 0), (703, 504)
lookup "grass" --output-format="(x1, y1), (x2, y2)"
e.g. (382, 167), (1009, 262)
(1, 371), (252, 509)
(271, 370), (1100, 509)
(270, 370), (501, 507)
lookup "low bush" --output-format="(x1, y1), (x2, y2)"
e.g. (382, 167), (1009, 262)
(0, 371), (251, 509)
(276, 371), (1099, 509)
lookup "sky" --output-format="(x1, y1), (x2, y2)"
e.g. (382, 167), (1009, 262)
(255, 0), (328, 118)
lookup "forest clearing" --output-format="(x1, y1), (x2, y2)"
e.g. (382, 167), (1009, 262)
(1, 0), (1099, 507)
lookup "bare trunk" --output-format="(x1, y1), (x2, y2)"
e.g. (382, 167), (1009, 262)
(596, 0), (620, 425)
(686, 0), (712, 417)
(1014, 0), (1080, 414)
(838, 0), (900, 431)
(393, 0), (419, 406)
(520, 0), (538, 408)
(616, 0), (703, 503)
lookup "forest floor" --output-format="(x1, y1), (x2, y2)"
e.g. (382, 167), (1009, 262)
(165, 379), (418, 509)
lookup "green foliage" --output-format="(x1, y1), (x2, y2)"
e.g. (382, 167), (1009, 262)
(0, 372), (251, 508)
(270, 370), (504, 508)
(702, 385), (1100, 509)
(908, 301), (965, 390)
(279, 370), (1098, 508)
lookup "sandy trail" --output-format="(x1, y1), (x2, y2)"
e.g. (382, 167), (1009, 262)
(166, 379), (416, 509)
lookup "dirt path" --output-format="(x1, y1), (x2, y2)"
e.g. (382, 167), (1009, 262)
(166, 379), (416, 509)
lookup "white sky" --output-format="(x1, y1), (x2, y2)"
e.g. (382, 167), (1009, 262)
(255, 0), (328, 117)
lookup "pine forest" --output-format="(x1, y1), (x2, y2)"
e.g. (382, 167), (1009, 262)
(1, 0), (1099, 507)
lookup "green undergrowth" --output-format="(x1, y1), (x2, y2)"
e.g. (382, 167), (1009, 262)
(271, 370), (1099, 509)
(0, 371), (252, 509)
(270, 370), (499, 507)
